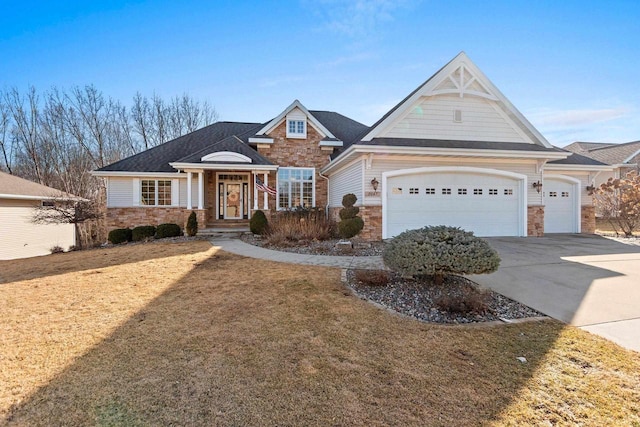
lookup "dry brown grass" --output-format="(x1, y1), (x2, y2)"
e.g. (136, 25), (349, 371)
(1, 242), (639, 426)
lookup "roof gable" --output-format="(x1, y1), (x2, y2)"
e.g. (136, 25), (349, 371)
(361, 52), (552, 148)
(255, 100), (337, 139)
(173, 135), (273, 166)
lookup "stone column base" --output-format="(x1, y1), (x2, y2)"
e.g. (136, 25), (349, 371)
(527, 206), (544, 237)
(581, 205), (596, 234)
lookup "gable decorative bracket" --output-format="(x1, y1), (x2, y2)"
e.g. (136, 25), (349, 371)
(535, 160), (547, 174)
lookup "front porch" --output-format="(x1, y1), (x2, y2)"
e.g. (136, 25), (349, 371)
(184, 169), (277, 227)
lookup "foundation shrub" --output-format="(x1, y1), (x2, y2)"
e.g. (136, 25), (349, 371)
(186, 211), (198, 237)
(383, 225), (500, 285)
(338, 193), (364, 239)
(354, 269), (391, 287)
(108, 228), (132, 244)
(50, 245), (65, 254)
(434, 285), (490, 314)
(155, 223), (182, 239)
(132, 225), (156, 242)
(264, 207), (335, 246)
(250, 210), (269, 235)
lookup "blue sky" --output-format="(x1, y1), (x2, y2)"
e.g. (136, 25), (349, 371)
(1, 0), (638, 146)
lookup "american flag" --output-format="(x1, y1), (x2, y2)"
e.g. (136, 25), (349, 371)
(256, 177), (277, 196)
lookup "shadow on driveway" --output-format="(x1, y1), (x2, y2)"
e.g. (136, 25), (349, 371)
(470, 234), (640, 350)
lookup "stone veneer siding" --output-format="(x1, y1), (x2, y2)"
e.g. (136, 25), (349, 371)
(581, 205), (596, 234)
(106, 207), (206, 233)
(527, 206), (544, 237)
(258, 121), (330, 211)
(329, 205), (382, 241)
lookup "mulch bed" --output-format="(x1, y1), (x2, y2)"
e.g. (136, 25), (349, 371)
(346, 270), (544, 324)
(240, 233), (384, 256)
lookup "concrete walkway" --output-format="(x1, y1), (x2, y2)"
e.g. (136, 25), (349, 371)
(211, 237), (384, 270)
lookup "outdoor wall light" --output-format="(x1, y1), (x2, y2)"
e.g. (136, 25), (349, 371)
(532, 180), (543, 193)
(586, 185), (596, 195)
(370, 177), (379, 192)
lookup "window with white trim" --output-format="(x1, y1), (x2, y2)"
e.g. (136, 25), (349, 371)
(277, 167), (314, 209)
(141, 179), (171, 206)
(286, 119), (306, 138)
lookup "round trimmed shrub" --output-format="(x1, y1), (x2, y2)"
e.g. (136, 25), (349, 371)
(338, 217), (364, 239)
(339, 206), (360, 220)
(156, 223), (182, 239)
(132, 225), (156, 242)
(338, 193), (364, 238)
(250, 210), (269, 235)
(186, 211), (198, 237)
(382, 225), (500, 285)
(342, 193), (357, 208)
(108, 228), (132, 244)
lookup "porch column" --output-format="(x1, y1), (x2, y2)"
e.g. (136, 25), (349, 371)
(198, 172), (204, 209)
(253, 173), (258, 210)
(187, 172), (193, 209)
(263, 172), (268, 210)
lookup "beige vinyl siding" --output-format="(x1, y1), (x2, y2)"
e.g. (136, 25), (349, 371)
(0, 199), (75, 260)
(329, 159), (363, 207)
(544, 170), (592, 206)
(107, 177), (134, 207)
(364, 156), (542, 206)
(108, 176), (188, 208)
(381, 95), (530, 143)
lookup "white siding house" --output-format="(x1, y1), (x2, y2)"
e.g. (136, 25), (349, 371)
(0, 171), (76, 260)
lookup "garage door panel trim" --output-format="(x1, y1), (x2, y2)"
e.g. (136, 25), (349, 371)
(382, 166), (528, 238)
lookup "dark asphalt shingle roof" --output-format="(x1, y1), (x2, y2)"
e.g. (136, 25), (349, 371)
(175, 135), (274, 165)
(548, 149), (608, 166)
(96, 121), (263, 172)
(357, 138), (563, 152)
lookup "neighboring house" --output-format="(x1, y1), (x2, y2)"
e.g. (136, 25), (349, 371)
(0, 171), (76, 260)
(564, 140), (640, 187)
(93, 52), (611, 240)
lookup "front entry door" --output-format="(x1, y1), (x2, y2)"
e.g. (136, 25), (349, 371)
(224, 183), (242, 219)
(218, 174), (249, 220)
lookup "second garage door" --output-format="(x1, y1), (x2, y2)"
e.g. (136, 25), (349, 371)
(384, 168), (525, 238)
(544, 177), (579, 233)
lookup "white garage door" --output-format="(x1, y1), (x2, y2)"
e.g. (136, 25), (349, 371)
(544, 178), (578, 233)
(0, 204), (75, 260)
(385, 170), (524, 238)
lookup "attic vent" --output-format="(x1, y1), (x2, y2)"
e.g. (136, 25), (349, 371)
(453, 109), (462, 123)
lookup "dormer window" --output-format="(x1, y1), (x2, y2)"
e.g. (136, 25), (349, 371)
(287, 119), (306, 138)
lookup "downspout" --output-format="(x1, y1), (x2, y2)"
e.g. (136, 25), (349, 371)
(319, 154), (331, 217)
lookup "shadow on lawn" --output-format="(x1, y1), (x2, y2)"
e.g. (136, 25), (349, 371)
(0, 240), (210, 284)
(1, 244), (630, 425)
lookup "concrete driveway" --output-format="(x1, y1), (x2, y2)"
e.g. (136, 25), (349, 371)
(469, 234), (640, 352)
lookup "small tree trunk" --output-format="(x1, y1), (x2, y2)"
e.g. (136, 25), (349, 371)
(434, 273), (445, 286)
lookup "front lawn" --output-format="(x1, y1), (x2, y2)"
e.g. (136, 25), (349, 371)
(1, 242), (639, 426)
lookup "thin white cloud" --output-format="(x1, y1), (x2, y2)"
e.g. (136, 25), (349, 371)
(528, 107), (630, 127)
(259, 75), (308, 88)
(320, 52), (377, 67)
(526, 106), (639, 146)
(306, 0), (418, 38)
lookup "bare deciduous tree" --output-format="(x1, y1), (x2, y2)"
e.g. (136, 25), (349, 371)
(32, 198), (104, 249)
(594, 171), (640, 236)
